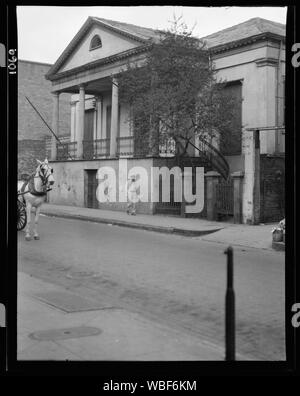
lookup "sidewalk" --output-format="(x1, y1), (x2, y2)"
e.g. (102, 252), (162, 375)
(18, 272), (228, 361)
(40, 203), (279, 251)
(41, 203), (225, 236)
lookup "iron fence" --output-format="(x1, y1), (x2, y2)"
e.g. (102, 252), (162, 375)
(215, 178), (234, 216)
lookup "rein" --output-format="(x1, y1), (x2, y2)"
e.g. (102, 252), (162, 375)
(18, 187), (52, 197)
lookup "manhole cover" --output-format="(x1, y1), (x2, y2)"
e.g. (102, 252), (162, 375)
(33, 291), (115, 312)
(66, 271), (100, 279)
(29, 326), (102, 341)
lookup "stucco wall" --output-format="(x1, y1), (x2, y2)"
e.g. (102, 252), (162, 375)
(60, 26), (139, 73)
(49, 158), (155, 214)
(213, 41), (285, 223)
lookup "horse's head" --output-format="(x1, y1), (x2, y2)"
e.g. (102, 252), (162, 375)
(36, 158), (55, 188)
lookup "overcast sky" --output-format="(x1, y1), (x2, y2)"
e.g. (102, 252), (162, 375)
(17, 6), (287, 65)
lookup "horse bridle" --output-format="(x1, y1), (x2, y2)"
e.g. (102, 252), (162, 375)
(35, 164), (54, 190)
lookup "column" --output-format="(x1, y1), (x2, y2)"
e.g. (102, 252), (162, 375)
(51, 92), (59, 160)
(96, 96), (102, 140)
(205, 171), (221, 221)
(231, 171), (244, 224)
(110, 77), (118, 157)
(76, 84), (85, 158)
(70, 100), (77, 142)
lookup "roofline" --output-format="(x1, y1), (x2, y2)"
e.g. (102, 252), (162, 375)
(19, 59), (53, 67)
(46, 43), (152, 82)
(206, 32), (285, 54)
(46, 16), (150, 79)
(202, 17), (285, 41)
(47, 18), (286, 81)
(92, 17), (161, 41)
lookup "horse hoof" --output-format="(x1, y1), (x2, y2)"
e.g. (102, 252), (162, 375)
(25, 236), (31, 241)
(34, 236), (40, 240)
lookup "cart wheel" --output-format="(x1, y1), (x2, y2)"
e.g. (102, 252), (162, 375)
(17, 200), (27, 231)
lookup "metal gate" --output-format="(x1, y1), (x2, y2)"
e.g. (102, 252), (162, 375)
(155, 174), (181, 215)
(215, 178), (234, 218)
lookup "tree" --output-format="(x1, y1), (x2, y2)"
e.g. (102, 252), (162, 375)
(118, 17), (237, 175)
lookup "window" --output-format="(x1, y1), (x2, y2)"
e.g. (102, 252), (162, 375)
(220, 80), (243, 156)
(90, 35), (102, 51)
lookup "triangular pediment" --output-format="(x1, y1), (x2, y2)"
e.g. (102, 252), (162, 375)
(47, 17), (155, 79)
(59, 25), (142, 73)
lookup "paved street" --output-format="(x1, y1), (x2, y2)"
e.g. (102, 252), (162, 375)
(18, 215), (285, 360)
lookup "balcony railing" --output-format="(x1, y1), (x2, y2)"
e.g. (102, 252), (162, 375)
(82, 139), (110, 159)
(95, 138), (110, 158)
(46, 135), (70, 159)
(56, 141), (77, 160)
(159, 138), (176, 157)
(117, 136), (134, 157)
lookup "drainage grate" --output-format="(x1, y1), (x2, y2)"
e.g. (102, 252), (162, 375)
(29, 326), (102, 341)
(33, 291), (115, 313)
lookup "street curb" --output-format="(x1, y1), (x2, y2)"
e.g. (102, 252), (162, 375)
(42, 211), (223, 237)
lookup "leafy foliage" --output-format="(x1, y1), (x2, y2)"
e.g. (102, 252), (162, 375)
(118, 17), (237, 158)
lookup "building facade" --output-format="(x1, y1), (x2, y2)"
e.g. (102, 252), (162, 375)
(18, 60), (71, 176)
(45, 17), (285, 223)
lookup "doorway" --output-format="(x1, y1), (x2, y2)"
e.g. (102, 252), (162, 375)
(83, 109), (94, 159)
(85, 170), (98, 209)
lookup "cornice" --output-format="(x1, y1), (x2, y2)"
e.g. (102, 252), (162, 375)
(255, 57), (279, 67)
(47, 44), (152, 82)
(207, 32), (285, 56)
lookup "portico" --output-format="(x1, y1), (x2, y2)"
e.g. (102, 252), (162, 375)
(46, 16), (159, 161)
(49, 75), (133, 160)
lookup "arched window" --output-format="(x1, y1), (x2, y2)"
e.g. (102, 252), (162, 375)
(90, 35), (102, 51)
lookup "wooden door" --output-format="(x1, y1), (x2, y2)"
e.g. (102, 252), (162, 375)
(86, 170), (98, 209)
(83, 110), (94, 159)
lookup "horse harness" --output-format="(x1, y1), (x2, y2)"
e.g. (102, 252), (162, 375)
(19, 167), (53, 199)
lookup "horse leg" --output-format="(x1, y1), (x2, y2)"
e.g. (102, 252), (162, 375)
(25, 203), (32, 241)
(33, 206), (41, 240)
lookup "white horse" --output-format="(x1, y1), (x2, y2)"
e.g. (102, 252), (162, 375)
(18, 159), (55, 241)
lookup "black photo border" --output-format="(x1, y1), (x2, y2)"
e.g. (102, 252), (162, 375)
(1, 0), (299, 381)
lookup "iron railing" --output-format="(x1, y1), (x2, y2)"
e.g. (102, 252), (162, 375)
(117, 136), (134, 157)
(191, 136), (230, 180)
(82, 139), (110, 159)
(94, 138), (110, 158)
(46, 135), (70, 159)
(56, 141), (77, 160)
(159, 138), (176, 157)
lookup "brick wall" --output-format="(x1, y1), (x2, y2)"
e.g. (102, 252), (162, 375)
(18, 139), (46, 177)
(18, 60), (71, 140)
(260, 154), (285, 223)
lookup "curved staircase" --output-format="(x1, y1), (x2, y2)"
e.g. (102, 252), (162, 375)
(187, 136), (230, 180)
